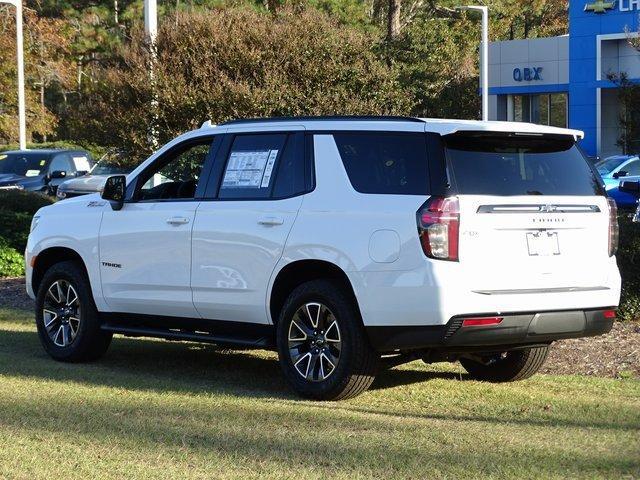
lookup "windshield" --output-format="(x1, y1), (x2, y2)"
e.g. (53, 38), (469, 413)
(445, 133), (603, 196)
(595, 157), (630, 175)
(0, 152), (50, 177)
(90, 151), (134, 176)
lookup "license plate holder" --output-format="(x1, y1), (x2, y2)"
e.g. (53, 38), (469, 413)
(526, 231), (560, 256)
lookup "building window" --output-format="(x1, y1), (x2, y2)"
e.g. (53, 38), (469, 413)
(508, 93), (567, 128)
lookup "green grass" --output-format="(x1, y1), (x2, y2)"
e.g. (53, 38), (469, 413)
(0, 307), (638, 479)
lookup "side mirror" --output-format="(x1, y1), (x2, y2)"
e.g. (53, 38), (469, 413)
(613, 170), (628, 179)
(101, 175), (126, 211)
(49, 170), (67, 179)
(619, 180), (640, 194)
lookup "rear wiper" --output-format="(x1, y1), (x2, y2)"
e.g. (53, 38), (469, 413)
(526, 190), (544, 195)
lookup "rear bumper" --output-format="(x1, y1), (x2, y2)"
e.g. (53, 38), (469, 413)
(366, 308), (615, 352)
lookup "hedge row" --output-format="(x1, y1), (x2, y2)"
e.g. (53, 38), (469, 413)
(0, 189), (55, 277)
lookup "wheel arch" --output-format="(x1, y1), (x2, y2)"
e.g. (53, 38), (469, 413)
(269, 260), (362, 325)
(32, 246), (89, 296)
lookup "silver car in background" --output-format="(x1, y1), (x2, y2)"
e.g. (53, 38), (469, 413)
(56, 151), (134, 199)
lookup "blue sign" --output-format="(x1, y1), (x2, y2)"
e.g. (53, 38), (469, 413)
(513, 67), (543, 82)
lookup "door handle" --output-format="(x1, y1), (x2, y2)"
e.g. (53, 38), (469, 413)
(258, 215), (284, 226)
(166, 216), (190, 225)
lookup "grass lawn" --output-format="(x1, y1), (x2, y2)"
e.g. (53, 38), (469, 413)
(0, 307), (638, 479)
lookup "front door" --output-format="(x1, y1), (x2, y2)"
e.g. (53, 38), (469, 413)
(99, 137), (214, 317)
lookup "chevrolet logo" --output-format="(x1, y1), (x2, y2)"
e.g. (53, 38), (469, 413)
(584, 0), (615, 13)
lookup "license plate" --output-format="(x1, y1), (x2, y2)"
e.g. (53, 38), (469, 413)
(526, 231), (560, 256)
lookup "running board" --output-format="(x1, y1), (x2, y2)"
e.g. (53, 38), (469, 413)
(101, 323), (274, 349)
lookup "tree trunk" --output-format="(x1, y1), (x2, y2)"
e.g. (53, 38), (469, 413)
(387, 0), (401, 41)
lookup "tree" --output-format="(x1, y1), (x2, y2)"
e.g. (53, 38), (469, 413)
(66, 6), (414, 159)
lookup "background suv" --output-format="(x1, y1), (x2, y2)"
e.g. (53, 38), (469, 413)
(25, 117), (621, 400)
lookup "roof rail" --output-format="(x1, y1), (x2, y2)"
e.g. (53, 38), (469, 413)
(220, 115), (424, 126)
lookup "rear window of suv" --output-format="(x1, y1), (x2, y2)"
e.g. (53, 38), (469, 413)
(333, 132), (429, 194)
(444, 133), (603, 196)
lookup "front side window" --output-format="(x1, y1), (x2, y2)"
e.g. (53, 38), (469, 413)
(445, 133), (603, 196)
(49, 154), (73, 174)
(623, 159), (640, 176)
(137, 140), (211, 201)
(333, 132), (429, 195)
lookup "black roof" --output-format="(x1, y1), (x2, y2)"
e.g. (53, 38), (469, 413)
(220, 116), (424, 126)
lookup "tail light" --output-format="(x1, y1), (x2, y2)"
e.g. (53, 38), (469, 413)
(603, 309), (616, 319)
(607, 198), (619, 257)
(417, 196), (460, 261)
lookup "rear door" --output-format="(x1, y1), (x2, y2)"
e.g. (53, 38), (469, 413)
(444, 132), (611, 293)
(191, 129), (308, 324)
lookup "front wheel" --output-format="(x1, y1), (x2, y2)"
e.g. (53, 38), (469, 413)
(459, 345), (550, 382)
(276, 280), (379, 400)
(35, 261), (112, 362)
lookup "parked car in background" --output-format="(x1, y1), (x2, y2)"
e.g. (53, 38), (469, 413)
(595, 155), (640, 208)
(0, 149), (93, 196)
(56, 151), (133, 199)
(619, 180), (640, 222)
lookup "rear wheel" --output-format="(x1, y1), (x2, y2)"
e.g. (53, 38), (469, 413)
(276, 280), (379, 400)
(35, 261), (112, 362)
(459, 345), (549, 382)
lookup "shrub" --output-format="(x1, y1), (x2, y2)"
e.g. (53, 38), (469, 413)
(0, 237), (24, 278)
(617, 213), (640, 322)
(0, 210), (32, 252)
(0, 189), (55, 216)
(0, 189), (53, 253)
(67, 6), (414, 159)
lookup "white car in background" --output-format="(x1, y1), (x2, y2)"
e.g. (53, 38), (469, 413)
(26, 116), (621, 400)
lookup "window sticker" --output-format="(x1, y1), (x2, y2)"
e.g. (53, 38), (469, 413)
(0, 154), (7, 161)
(39, 160), (46, 166)
(222, 149), (278, 189)
(260, 149), (278, 188)
(73, 156), (91, 172)
(25, 169), (41, 177)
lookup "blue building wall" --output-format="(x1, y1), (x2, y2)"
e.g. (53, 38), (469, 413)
(569, 1), (639, 155)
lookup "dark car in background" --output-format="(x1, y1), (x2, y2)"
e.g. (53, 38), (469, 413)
(56, 150), (134, 199)
(0, 149), (93, 196)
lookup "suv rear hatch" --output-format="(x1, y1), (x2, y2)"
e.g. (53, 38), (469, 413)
(442, 131), (615, 293)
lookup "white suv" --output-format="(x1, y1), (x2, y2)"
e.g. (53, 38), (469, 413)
(25, 117), (621, 400)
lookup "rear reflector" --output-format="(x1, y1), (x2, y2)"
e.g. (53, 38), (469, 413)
(603, 309), (616, 319)
(462, 316), (504, 327)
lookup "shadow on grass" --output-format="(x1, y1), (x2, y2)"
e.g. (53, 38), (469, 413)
(0, 326), (451, 400)
(0, 325), (638, 433)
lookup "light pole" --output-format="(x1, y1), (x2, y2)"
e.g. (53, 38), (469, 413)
(144, 0), (159, 149)
(2, 0), (26, 149)
(457, 5), (489, 122)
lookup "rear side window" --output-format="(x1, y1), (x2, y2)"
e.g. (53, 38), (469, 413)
(219, 134), (287, 199)
(333, 132), (429, 194)
(445, 133), (603, 196)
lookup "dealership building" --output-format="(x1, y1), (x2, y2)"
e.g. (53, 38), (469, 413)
(487, 0), (640, 158)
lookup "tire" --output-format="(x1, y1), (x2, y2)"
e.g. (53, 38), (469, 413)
(276, 279), (379, 400)
(459, 345), (550, 382)
(35, 260), (112, 362)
